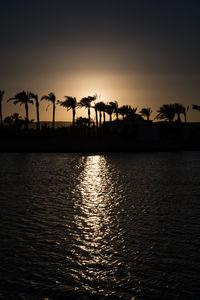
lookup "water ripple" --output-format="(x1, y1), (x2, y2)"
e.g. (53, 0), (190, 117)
(0, 152), (200, 299)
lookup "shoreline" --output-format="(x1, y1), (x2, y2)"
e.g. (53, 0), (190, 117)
(1, 136), (200, 153)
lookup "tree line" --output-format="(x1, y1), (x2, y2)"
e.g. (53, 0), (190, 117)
(0, 90), (200, 130)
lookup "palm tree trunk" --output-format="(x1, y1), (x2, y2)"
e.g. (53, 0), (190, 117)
(25, 102), (29, 128)
(52, 103), (55, 129)
(116, 112), (119, 121)
(147, 116), (149, 122)
(103, 112), (106, 123)
(88, 108), (90, 127)
(95, 108), (98, 128)
(0, 103), (3, 128)
(110, 114), (112, 123)
(36, 102), (40, 130)
(177, 113), (181, 122)
(99, 111), (102, 126)
(184, 113), (187, 123)
(72, 108), (75, 127)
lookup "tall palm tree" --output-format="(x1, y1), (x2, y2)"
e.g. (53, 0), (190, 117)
(105, 104), (114, 122)
(41, 92), (57, 129)
(58, 96), (77, 127)
(7, 91), (33, 128)
(93, 102), (99, 127)
(95, 102), (106, 126)
(0, 90), (5, 128)
(109, 101), (119, 120)
(155, 104), (175, 122)
(140, 107), (152, 121)
(78, 95), (96, 127)
(192, 104), (200, 111)
(30, 93), (40, 130)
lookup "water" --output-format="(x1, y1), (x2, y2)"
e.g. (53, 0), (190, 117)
(0, 152), (200, 299)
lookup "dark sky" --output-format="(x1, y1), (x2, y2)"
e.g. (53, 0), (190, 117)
(1, 0), (200, 121)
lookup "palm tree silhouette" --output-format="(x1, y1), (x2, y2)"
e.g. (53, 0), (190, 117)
(118, 105), (136, 120)
(78, 95), (96, 127)
(140, 107), (152, 121)
(41, 92), (57, 129)
(4, 113), (23, 129)
(155, 104), (175, 122)
(109, 101), (119, 121)
(174, 103), (186, 122)
(94, 102), (106, 126)
(7, 91), (33, 128)
(0, 90), (5, 128)
(192, 105), (200, 112)
(118, 106), (126, 120)
(93, 102), (99, 127)
(181, 105), (189, 123)
(58, 96), (77, 127)
(105, 104), (114, 122)
(30, 93), (40, 130)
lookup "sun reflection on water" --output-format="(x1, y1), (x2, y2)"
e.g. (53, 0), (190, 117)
(71, 155), (130, 296)
(75, 155), (111, 247)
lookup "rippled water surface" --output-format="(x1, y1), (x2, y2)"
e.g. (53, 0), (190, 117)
(0, 152), (200, 299)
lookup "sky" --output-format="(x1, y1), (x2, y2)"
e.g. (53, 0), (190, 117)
(1, 0), (200, 122)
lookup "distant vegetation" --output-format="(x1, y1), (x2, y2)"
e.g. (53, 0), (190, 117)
(0, 89), (199, 132)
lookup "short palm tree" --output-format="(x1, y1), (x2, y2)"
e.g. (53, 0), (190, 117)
(41, 92), (57, 129)
(78, 95), (96, 127)
(181, 105), (189, 123)
(118, 106), (126, 120)
(174, 103), (185, 122)
(128, 106), (137, 117)
(58, 96), (77, 127)
(0, 90), (5, 128)
(109, 101), (119, 120)
(30, 93), (40, 130)
(140, 107), (152, 121)
(155, 104), (175, 122)
(7, 91), (33, 128)
(118, 105), (136, 120)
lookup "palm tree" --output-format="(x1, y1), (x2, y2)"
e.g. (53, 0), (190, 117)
(58, 96), (77, 127)
(192, 104), (200, 111)
(128, 106), (137, 117)
(78, 95), (96, 127)
(4, 113), (23, 129)
(118, 106), (126, 120)
(95, 102), (106, 126)
(155, 104), (175, 122)
(109, 101), (119, 120)
(93, 102), (99, 127)
(105, 104), (114, 122)
(181, 105), (189, 123)
(140, 107), (152, 121)
(30, 93), (40, 130)
(7, 91), (33, 128)
(41, 92), (57, 129)
(174, 103), (186, 122)
(118, 105), (136, 120)
(0, 90), (4, 128)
